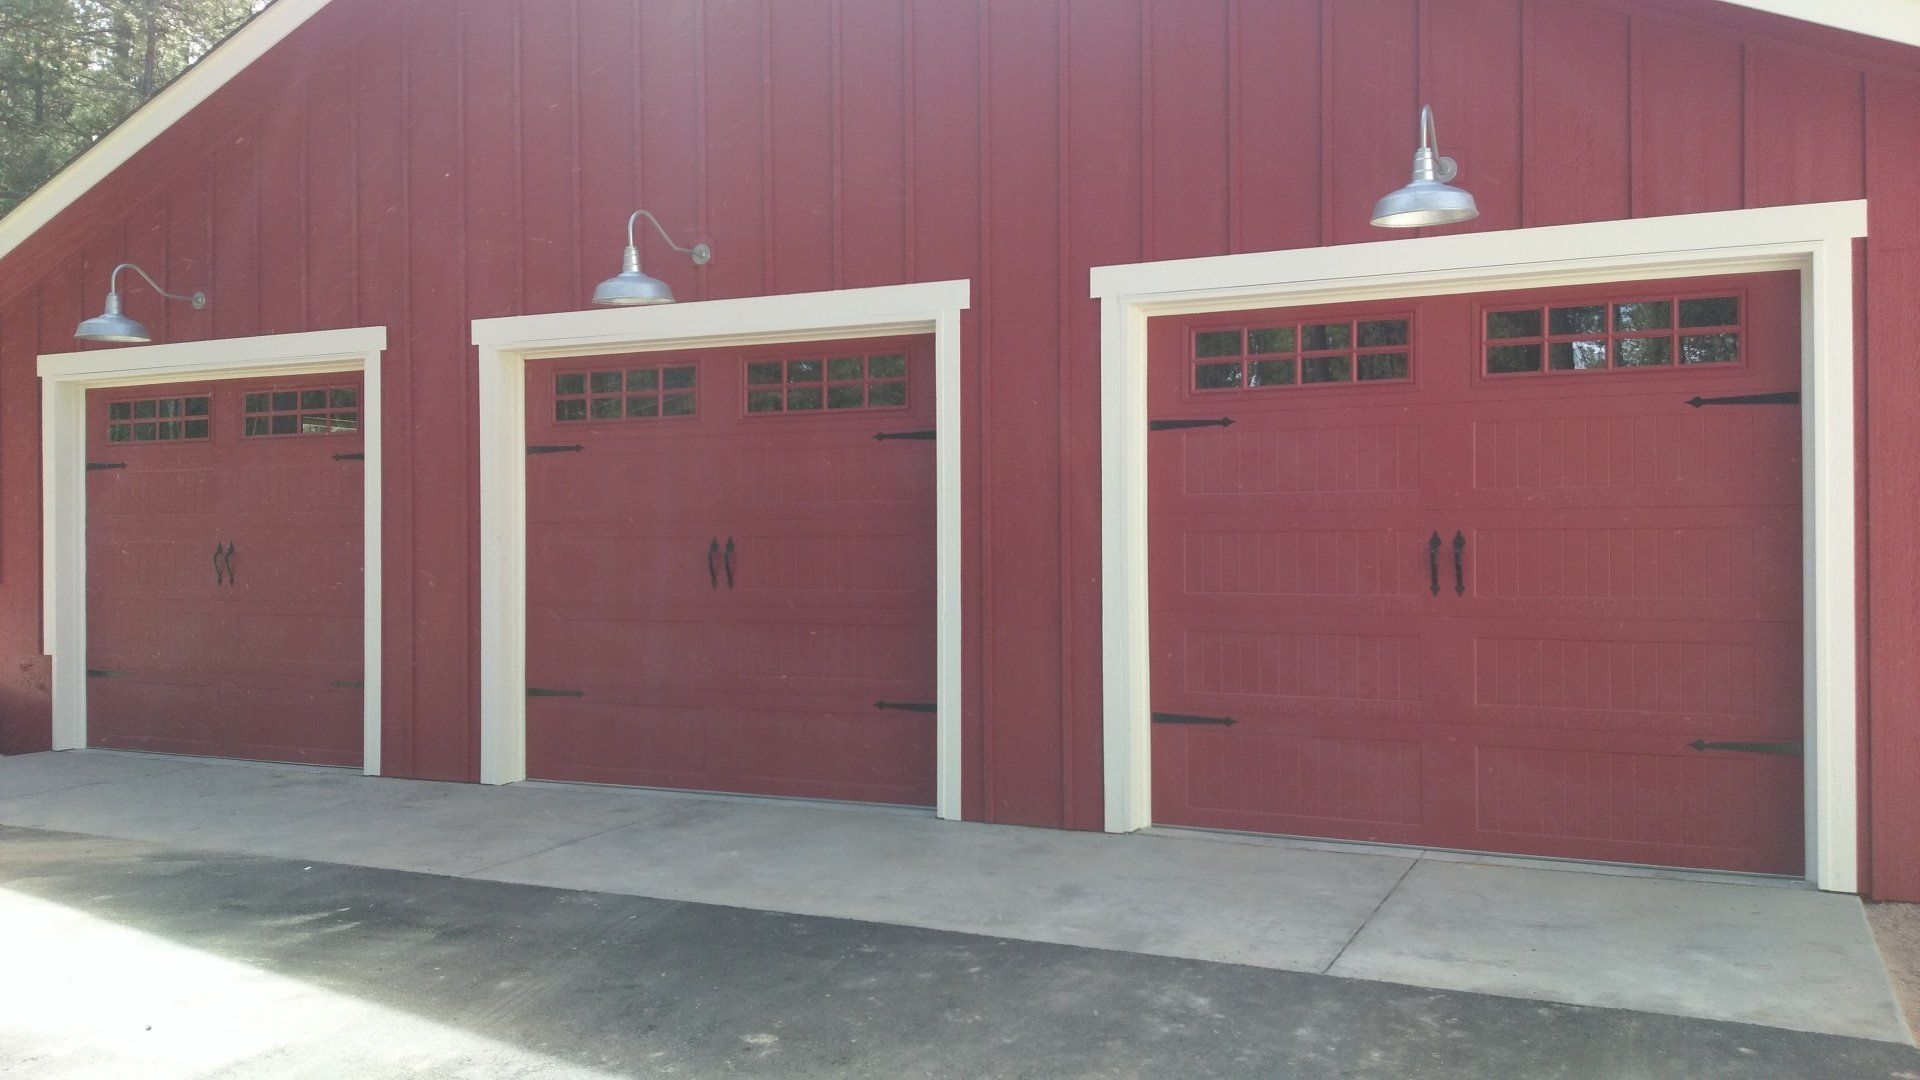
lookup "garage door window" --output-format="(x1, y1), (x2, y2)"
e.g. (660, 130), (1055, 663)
(242, 386), (360, 436)
(1485, 293), (1742, 375)
(106, 394), (211, 443)
(745, 353), (909, 414)
(553, 365), (698, 421)
(1192, 317), (1411, 392)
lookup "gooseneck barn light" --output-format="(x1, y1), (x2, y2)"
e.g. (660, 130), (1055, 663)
(1370, 105), (1479, 229)
(592, 209), (712, 306)
(75, 262), (208, 344)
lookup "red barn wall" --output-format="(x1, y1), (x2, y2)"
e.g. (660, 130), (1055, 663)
(2, 0), (1920, 897)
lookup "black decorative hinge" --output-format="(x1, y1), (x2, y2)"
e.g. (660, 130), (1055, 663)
(1150, 417), (1235, 432)
(332, 452), (366, 461)
(1686, 391), (1800, 408)
(86, 462), (126, 471)
(332, 679), (365, 690)
(527, 686), (586, 697)
(1152, 711), (1237, 727)
(1689, 738), (1803, 756)
(875, 429), (936, 441)
(527, 444), (586, 455)
(875, 700), (937, 713)
(86, 668), (126, 679)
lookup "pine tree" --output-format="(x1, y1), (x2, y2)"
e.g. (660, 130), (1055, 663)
(0, 0), (264, 213)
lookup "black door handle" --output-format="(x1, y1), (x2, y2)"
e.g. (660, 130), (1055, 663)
(214, 542), (225, 586)
(724, 536), (736, 590)
(707, 537), (720, 590)
(1427, 532), (1441, 596)
(1452, 531), (1465, 597)
(223, 541), (236, 586)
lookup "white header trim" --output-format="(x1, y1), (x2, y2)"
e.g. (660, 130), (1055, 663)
(1095, 200), (1866, 893)
(39, 325), (388, 775)
(473, 281), (970, 819)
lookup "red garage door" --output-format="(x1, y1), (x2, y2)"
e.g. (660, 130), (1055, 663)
(86, 376), (365, 766)
(525, 337), (937, 805)
(1148, 272), (1804, 874)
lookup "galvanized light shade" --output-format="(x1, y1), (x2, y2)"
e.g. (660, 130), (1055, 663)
(1371, 105), (1479, 229)
(75, 263), (207, 345)
(593, 209), (712, 306)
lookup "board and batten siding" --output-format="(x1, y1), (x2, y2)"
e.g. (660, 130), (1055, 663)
(2, 0), (1920, 897)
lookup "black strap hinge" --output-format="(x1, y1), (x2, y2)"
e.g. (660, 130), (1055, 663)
(1689, 738), (1802, 756)
(527, 686), (586, 698)
(1686, 391), (1800, 408)
(875, 429), (936, 442)
(332, 452), (366, 461)
(1150, 417), (1234, 432)
(332, 679), (365, 690)
(527, 444), (586, 455)
(87, 462), (126, 471)
(1152, 711), (1236, 727)
(86, 668), (126, 679)
(875, 700), (937, 713)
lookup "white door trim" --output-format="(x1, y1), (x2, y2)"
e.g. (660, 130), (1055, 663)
(37, 325), (389, 774)
(472, 280), (971, 819)
(1091, 200), (1868, 892)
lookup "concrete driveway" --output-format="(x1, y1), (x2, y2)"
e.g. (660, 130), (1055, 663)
(0, 750), (1914, 1076)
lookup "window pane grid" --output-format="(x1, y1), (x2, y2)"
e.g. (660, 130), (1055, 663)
(553, 364), (698, 422)
(106, 395), (212, 444)
(1191, 317), (1412, 391)
(745, 353), (910, 414)
(243, 385), (361, 436)
(1483, 293), (1742, 376)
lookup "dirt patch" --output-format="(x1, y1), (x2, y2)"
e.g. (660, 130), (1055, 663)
(1867, 901), (1920, 1040)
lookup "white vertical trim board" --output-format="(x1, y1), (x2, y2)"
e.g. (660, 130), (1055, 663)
(472, 280), (972, 820)
(37, 326), (390, 774)
(1091, 201), (1868, 893)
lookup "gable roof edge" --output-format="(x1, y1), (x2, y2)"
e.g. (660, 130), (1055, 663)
(1724, 0), (1920, 48)
(0, 0), (335, 268)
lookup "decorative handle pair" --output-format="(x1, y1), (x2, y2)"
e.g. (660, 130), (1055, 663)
(1427, 531), (1465, 597)
(212, 541), (236, 586)
(706, 537), (735, 590)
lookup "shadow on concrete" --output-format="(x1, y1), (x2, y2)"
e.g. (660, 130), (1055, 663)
(1, 824), (1917, 1079)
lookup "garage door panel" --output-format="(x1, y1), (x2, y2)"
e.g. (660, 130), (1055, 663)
(1468, 740), (1800, 872)
(89, 676), (360, 766)
(524, 337), (935, 805)
(1158, 521), (1434, 607)
(88, 536), (226, 599)
(1155, 624), (1429, 723)
(85, 376), (365, 768)
(528, 698), (934, 804)
(1149, 275), (1804, 874)
(1156, 727), (1429, 837)
(1153, 418), (1432, 515)
(1466, 401), (1798, 507)
(527, 446), (719, 525)
(732, 441), (931, 515)
(89, 464), (220, 519)
(530, 526), (732, 604)
(1469, 626), (1800, 737)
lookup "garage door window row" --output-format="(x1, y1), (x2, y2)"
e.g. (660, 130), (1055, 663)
(105, 394), (211, 443)
(553, 365), (698, 421)
(243, 387), (361, 436)
(1190, 317), (1412, 392)
(745, 353), (909, 415)
(1484, 293), (1742, 375)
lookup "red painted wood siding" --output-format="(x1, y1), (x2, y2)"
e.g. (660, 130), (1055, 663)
(0, 0), (1918, 895)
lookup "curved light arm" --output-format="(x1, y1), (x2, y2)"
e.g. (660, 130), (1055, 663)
(622, 210), (712, 269)
(109, 262), (207, 308)
(1412, 104), (1459, 184)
